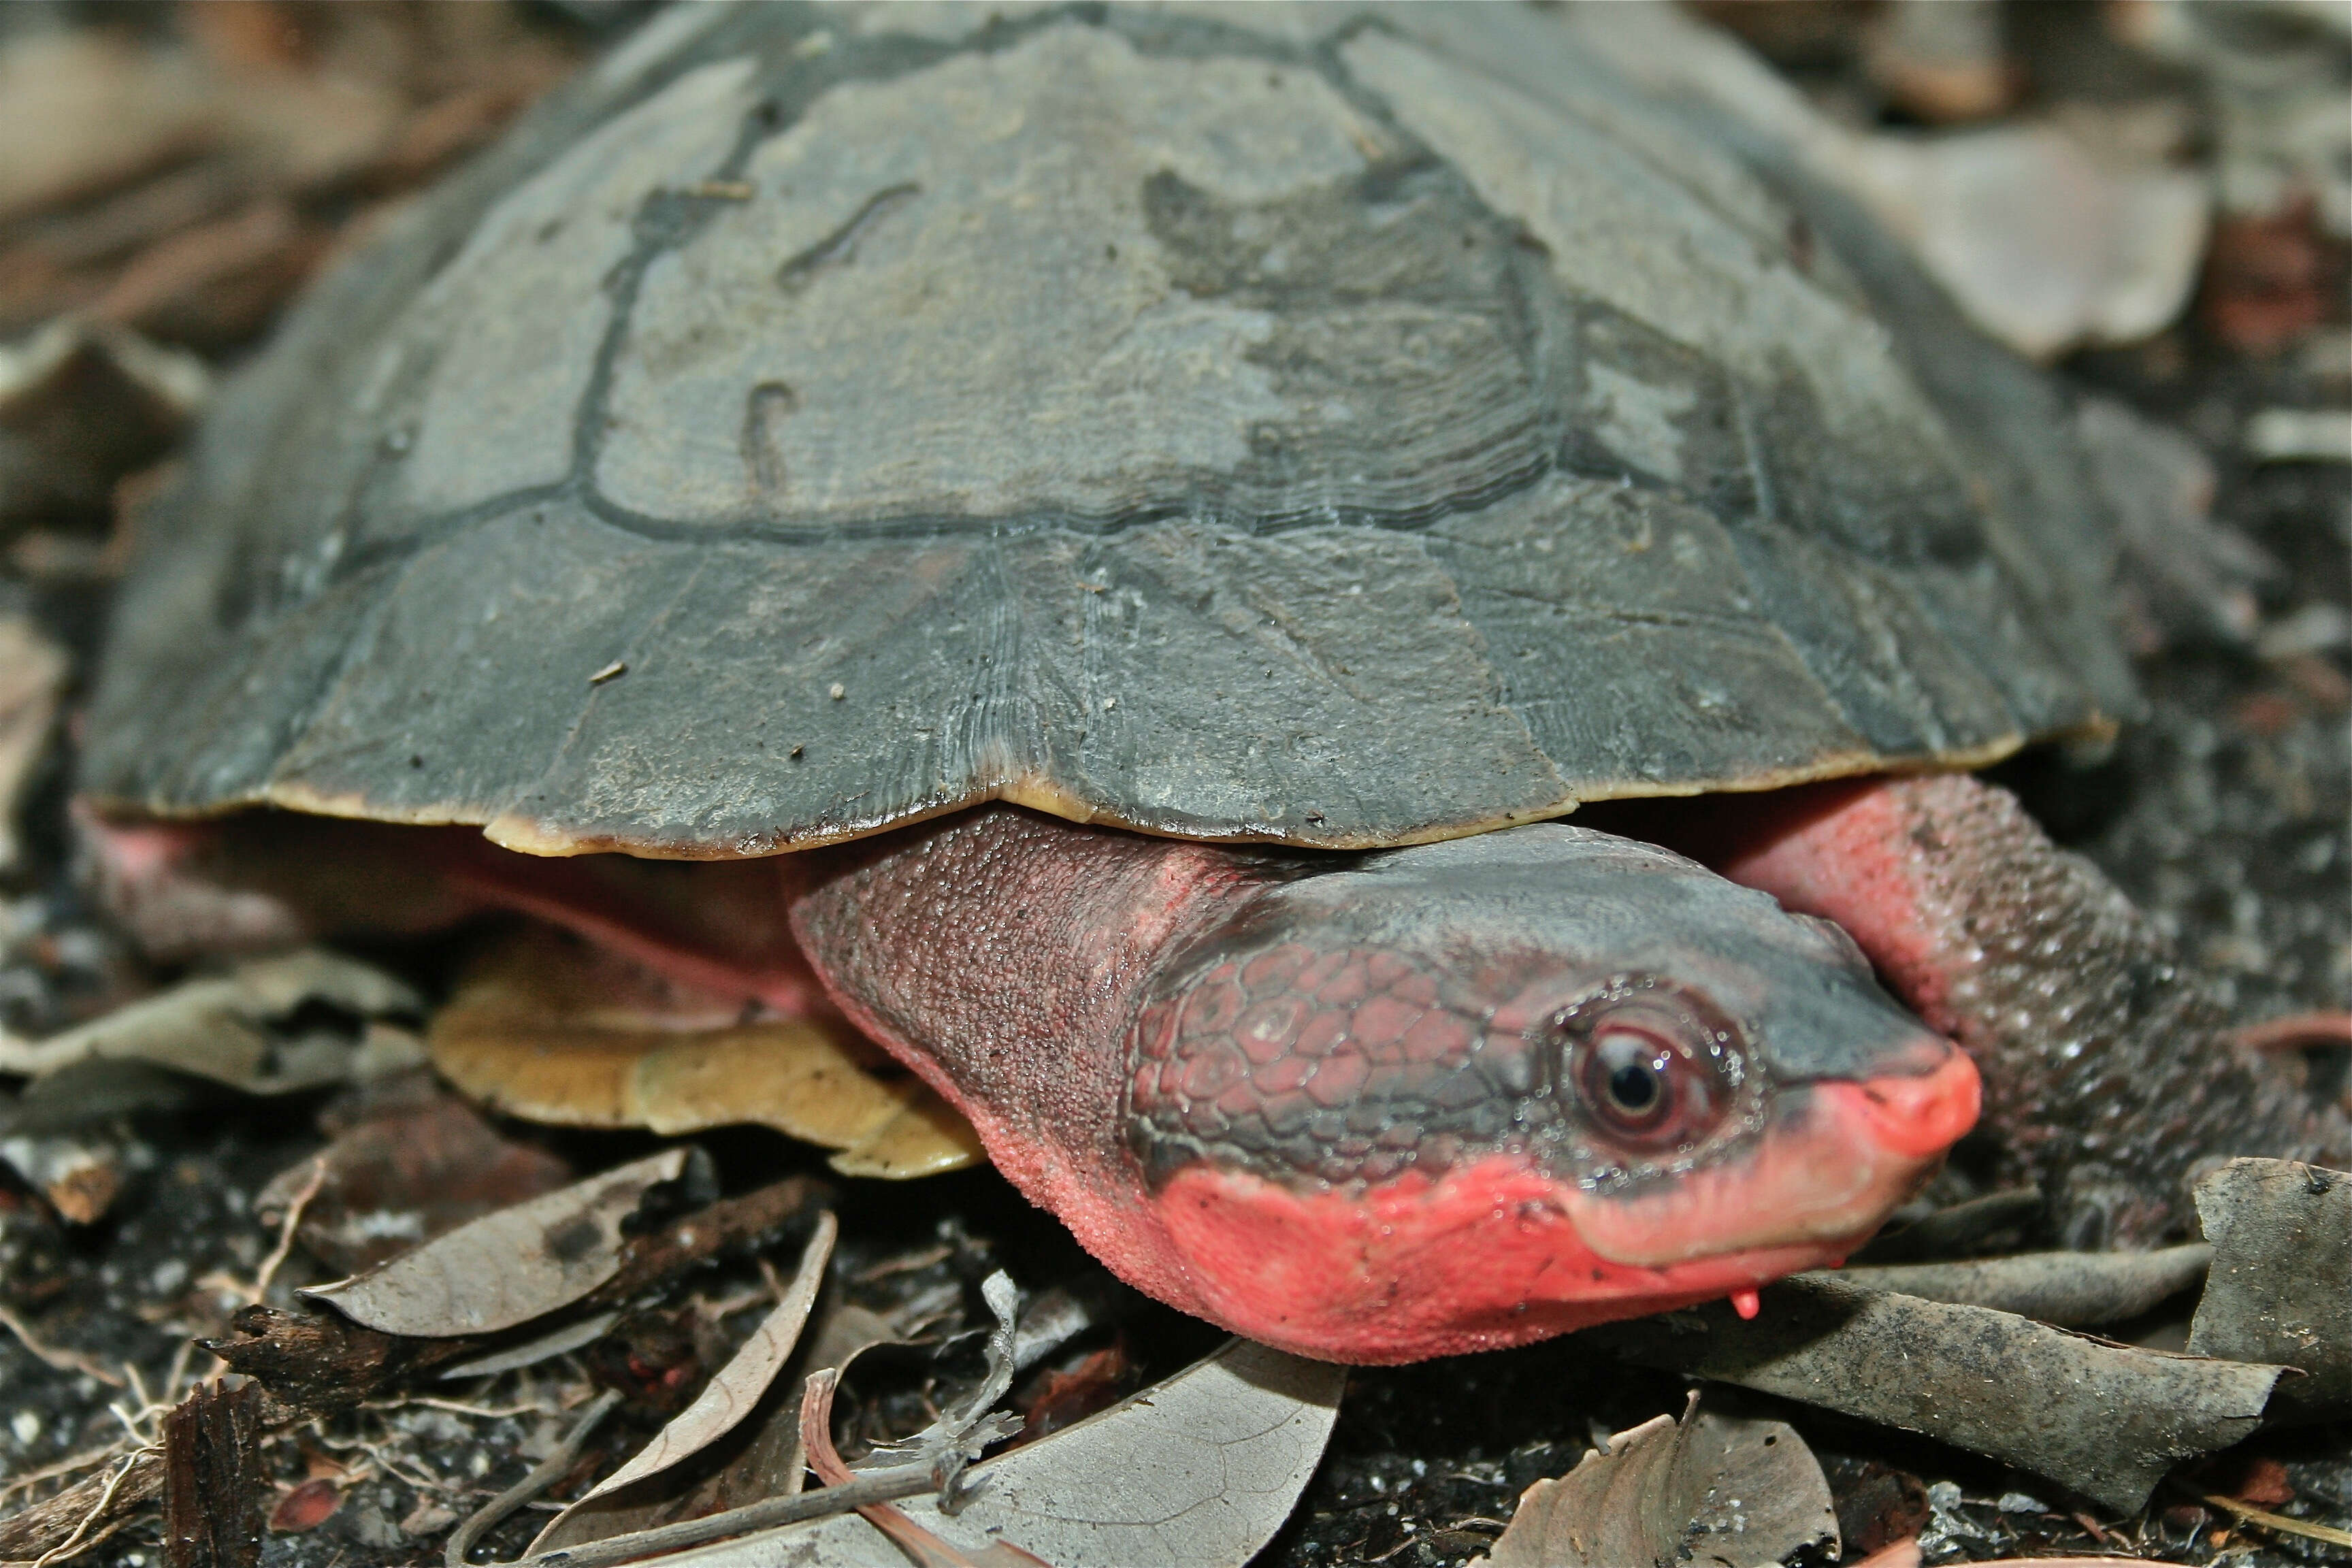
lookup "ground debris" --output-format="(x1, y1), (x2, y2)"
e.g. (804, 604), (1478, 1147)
(161, 1379), (261, 1568)
(1473, 1397), (1836, 1568)
(208, 1173), (826, 1416)
(1829, 1243), (2212, 1326)
(2187, 1158), (2352, 1420)
(259, 1076), (574, 1275)
(0, 947), (421, 1098)
(1590, 1275), (2284, 1512)
(300, 1147), (703, 1338)
(0, 618), (65, 875)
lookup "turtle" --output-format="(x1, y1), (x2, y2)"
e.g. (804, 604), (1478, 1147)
(76, 2), (2345, 1363)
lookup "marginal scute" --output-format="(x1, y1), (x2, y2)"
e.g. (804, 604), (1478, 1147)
(84, 3), (2127, 858)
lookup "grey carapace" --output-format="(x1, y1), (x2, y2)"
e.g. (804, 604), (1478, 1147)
(84, 1), (2132, 857)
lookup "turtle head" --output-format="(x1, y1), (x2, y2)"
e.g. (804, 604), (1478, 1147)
(1120, 823), (1978, 1362)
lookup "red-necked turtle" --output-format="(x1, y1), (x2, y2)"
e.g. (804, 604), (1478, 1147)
(77, 3), (2343, 1362)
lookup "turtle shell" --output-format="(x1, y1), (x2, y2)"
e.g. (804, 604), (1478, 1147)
(86, 2), (2134, 858)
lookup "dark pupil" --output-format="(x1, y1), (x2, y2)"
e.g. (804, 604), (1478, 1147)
(1607, 1061), (1659, 1112)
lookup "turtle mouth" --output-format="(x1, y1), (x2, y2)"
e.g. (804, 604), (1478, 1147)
(1558, 1041), (1980, 1267)
(1137, 1041), (1978, 1362)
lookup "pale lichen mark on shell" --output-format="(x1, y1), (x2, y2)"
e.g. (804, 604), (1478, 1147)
(593, 20), (1385, 524)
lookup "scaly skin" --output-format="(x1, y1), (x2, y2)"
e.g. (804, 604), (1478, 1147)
(1714, 775), (2351, 1247)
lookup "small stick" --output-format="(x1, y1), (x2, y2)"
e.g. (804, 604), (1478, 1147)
(2195, 1488), (2352, 1550)
(0, 1305), (125, 1389)
(445, 1391), (621, 1568)
(28, 1450), (145, 1568)
(247, 1157), (329, 1305)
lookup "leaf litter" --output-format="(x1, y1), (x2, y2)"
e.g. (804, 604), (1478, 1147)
(1473, 1395), (1837, 1568)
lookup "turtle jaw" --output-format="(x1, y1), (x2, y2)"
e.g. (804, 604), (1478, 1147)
(1134, 1047), (1978, 1364)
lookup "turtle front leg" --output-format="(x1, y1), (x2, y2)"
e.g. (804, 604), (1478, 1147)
(1713, 773), (2351, 1247)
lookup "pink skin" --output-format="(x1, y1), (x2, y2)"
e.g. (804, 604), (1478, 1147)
(84, 783), (1987, 1363)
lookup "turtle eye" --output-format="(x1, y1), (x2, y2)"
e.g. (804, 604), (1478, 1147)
(1552, 983), (1742, 1153)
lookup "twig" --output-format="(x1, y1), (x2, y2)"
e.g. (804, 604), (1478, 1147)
(0, 1445), (133, 1509)
(502, 1463), (942, 1568)
(0, 1306), (125, 1390)
(2196, 1488), (2352, 1550)
(444, 1390), (621, 1568)
(28, 1450), (144, 1568)
(248, 1156), (329, 1305)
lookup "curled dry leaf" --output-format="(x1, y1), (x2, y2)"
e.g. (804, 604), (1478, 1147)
(635, 1339), (1345, 1568)
(530, 1212), (839, 1553)
(2187, 1158), (2351, 1419)
(0, 947), (421, 1094)
(1475, 1403), (1836, 1568)
(1592, 1276), (2283, 1512)
(301, 1147), (697, 1337)
(429, 925), (983, 1178)
(1829, 1243), (2212, 1326)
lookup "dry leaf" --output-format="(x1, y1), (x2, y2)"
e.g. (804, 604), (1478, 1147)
(650, 1339), (1345, 1568)
(0, 1128), (120, 1223)
(301, 1147), (696, 1337)
(255, 1081), (574, 1273)
(531, 1213), (838, 1552)
(1475, 1403), (1835, 1568)
(436, 1311), (621, 1382)
(2187, 1158), (2351, 1420)
(0, 31), (215, 224)
(1593, 1276), (2283, 1512)
(429, 926), (983, 1177)
(1830, 1243), (2212, 1326)
(0, 948), (420, 1093)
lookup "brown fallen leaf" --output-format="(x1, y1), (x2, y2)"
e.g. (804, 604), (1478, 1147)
(0, 1129), (120, 1225)
(1591, 1275), (2283, 1512)
(299, 1147), (700, 1337)
(0, 319), (208, 534)
(0, 947), (421, 1094)
(267, 1477), (342, 1535)
(2187, 1158), (2351, 1420)
(429, 924), (983, 1178)
(255, 1079), (574, 1274)
(1828, 1243), (2212, 1326)
(1474, 1399), (1836, 1568)
(529, 1213), (839, 1553)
